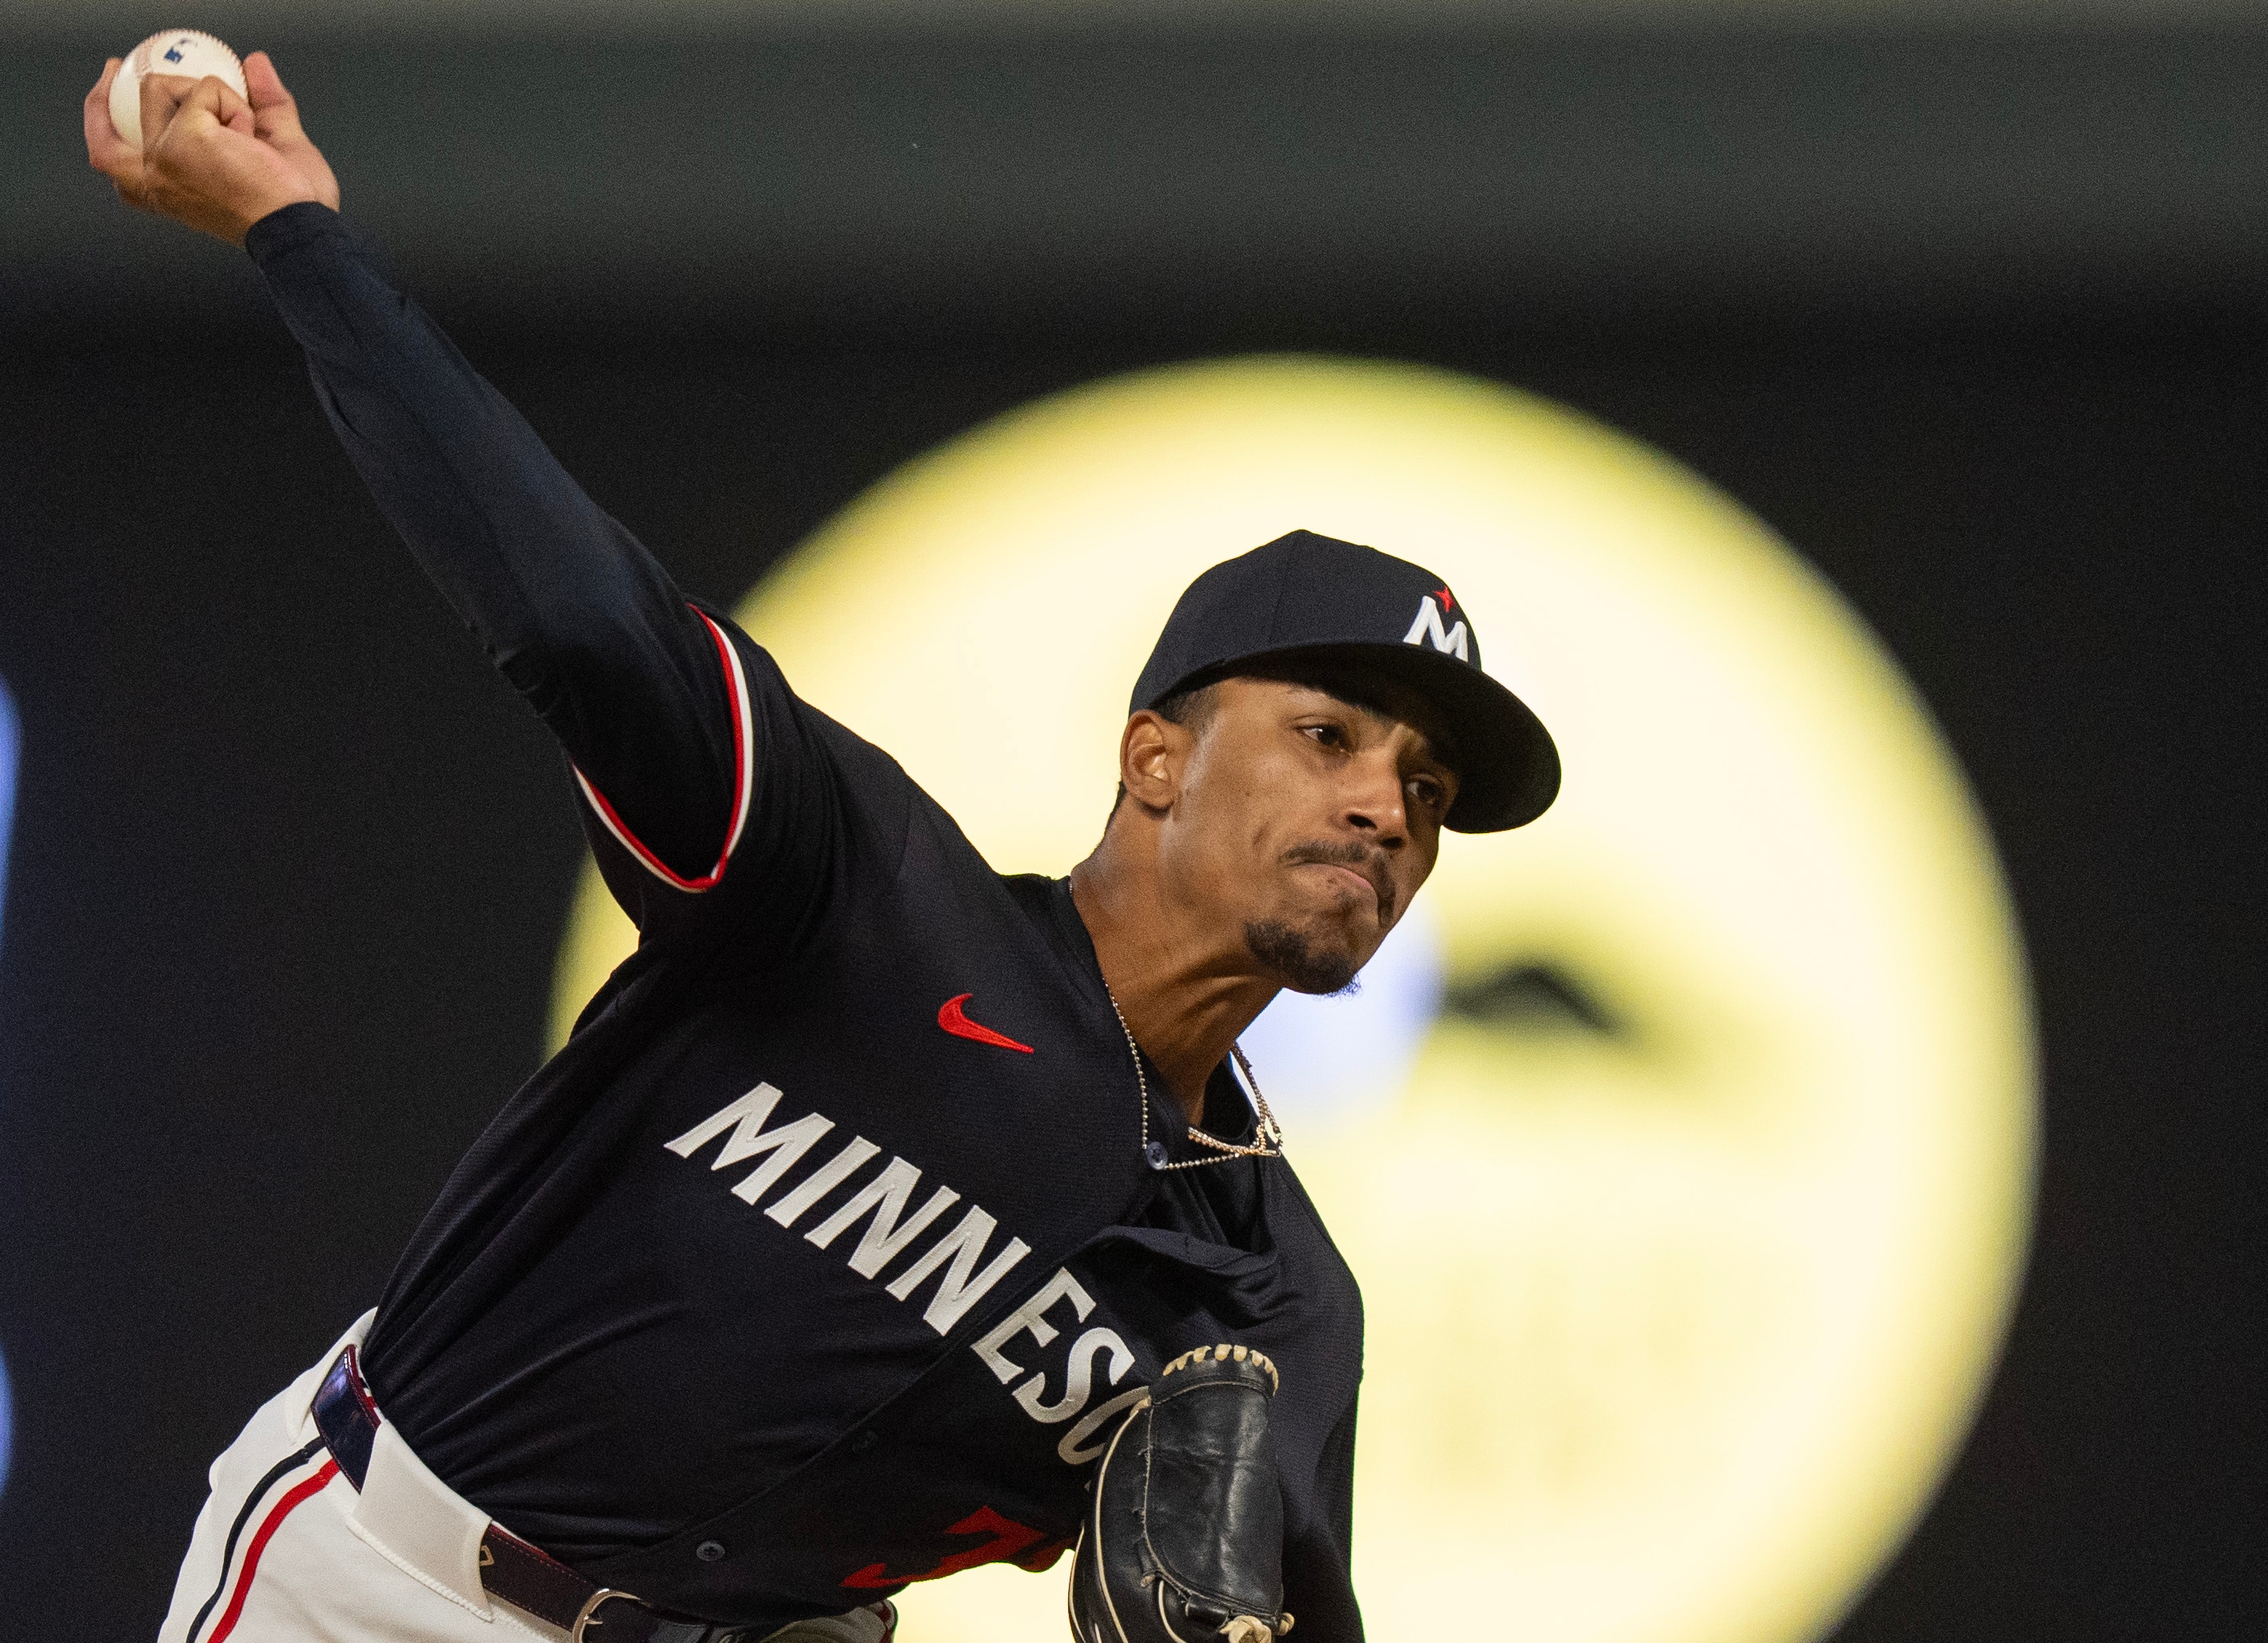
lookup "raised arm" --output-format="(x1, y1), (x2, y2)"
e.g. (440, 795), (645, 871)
(84, 53), (744, 906)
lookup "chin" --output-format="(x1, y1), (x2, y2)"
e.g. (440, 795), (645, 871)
(1244, 916), (1367, 995)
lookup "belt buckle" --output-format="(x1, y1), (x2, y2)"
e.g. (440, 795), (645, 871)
(570, 1587), (644, 1641)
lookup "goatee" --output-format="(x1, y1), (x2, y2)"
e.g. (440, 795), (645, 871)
(1244, 918), (1361, 996)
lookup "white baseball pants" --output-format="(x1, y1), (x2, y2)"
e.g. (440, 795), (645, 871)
(157, 1312), (891, 1643)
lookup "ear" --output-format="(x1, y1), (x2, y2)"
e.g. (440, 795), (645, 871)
(1118, 709), (1189, 813)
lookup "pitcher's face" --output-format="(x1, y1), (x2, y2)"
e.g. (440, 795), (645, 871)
(1159, 674), (1458, 995)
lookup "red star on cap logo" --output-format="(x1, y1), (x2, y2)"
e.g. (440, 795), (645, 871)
(1434, 586), (1455, 614)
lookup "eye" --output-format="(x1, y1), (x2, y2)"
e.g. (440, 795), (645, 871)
(1301, 722), (1348, 751)
(1407, 774), (1449, 813)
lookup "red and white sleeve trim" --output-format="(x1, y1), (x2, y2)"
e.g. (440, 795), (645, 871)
(572, 608), (755, 893)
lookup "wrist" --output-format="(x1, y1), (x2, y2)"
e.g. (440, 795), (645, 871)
(237, 183), (321, 237)
(242, 197), (338, 261)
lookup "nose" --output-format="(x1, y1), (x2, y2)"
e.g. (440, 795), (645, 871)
(1342, 750), (1409, 848)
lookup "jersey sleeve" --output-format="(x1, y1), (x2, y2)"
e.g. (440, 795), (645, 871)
(244, 202), (746, 910)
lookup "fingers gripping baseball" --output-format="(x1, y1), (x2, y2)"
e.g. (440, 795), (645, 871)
(83, 50), (335, 245)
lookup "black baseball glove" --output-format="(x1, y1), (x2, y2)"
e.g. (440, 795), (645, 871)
(1067, 1344), (1295, 1643)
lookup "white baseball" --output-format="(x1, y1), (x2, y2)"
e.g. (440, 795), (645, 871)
(109, 29), (247, 150)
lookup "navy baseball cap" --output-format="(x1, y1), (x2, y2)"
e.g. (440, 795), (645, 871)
(1130, 530), (1560, 832)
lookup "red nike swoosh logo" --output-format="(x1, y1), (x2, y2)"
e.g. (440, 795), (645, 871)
(939, 993), (1034, 1054)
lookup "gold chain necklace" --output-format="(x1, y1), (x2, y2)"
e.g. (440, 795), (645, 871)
(1102, 979), (1285, 1171)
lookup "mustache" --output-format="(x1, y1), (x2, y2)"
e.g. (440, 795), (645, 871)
(1283, 840), (1395, 922)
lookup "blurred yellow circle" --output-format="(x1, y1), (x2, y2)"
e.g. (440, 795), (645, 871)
(552, 357), (2035, 1643)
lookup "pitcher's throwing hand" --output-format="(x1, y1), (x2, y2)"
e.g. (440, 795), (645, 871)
(85, 50), (335, 245)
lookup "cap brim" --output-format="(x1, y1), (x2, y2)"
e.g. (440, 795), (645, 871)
(1158, 643), (1560, 832)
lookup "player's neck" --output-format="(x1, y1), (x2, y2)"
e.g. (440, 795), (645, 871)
(1067, 848), (1278, 1127)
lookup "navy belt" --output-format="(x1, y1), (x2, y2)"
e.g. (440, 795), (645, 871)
(312, 1346), (771, 1643)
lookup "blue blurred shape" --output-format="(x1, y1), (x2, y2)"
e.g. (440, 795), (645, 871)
(1237, 901), (1443, 1127)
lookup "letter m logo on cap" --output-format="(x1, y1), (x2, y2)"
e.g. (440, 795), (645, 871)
(1403, 590), (1469, 660)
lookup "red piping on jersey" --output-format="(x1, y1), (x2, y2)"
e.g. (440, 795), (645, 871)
(203, 1458), (341, 1643)
(573, 608), (755, 893)
(939, 994), (1034, 1054)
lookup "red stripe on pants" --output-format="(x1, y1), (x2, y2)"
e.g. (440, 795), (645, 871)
(205, 1459), (341, 1643)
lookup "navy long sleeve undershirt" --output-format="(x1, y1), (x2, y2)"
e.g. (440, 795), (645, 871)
(246, 201), (735, 894)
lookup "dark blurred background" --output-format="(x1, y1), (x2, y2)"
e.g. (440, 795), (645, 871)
(1, 4), (2261, 1637)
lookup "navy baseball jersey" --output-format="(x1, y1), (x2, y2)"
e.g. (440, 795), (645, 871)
(245, 205), (1365, 1639)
